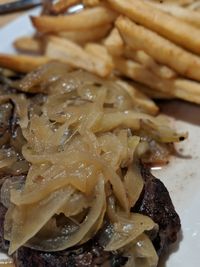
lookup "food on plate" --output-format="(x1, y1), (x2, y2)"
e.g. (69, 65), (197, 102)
(13, 37), (43, 54)
(46, 36), (114, 77)
(103, 27), (124, 56)
(0, 1), (199, 264)
(1, 0), (200, 104)
(124, 47), (177, 80)
(188, 0), (200, 10)
(149, 2), (200, 27)
(113, 57), (200, 104)
(0, 61), (186, 266)
(116, 16), (200, 82)
(0, 54), (50, 73)
(31, 6), (117, 32)
(57, 24), (112, 44)
(49, 0), (81, 14)
(108, 0), (200, 54)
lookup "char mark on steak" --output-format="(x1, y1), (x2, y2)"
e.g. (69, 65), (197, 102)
(132, 164), (181, 255)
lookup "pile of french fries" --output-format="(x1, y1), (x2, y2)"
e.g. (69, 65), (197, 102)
(2, 0), (200, 106)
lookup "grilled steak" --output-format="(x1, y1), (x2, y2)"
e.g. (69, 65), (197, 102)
(133, 165), (181, 255)
(0, 74), (181, 266)
(13, 240), (127, 267)
(0, 165), (181, 267)
(0, 203), (8, 252)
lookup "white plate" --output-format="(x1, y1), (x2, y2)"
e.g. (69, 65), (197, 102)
(0, 10), (200, 267)
(0, 8), (40, 54)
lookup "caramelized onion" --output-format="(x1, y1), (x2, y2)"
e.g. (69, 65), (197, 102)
(25, 177), (105, 251)
(1, 176), (25, 208)
(0, 94), (29, 130)
(16, 61), (71, 93)
(105, 213), (157, 251)
(7, 187), (74, 254)
(124, 234), (158, 267)
(2, 65), (186, 258)
(124, 162), (144, 209)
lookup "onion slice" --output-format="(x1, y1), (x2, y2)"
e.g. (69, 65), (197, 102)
(7, 186), (74, 254)
(124, 164), (144, 209)
(134, 234), (158, 267)
(124, 234), (158, 267)
(25, 176), (105, 251)
(105, 213), (157, 251)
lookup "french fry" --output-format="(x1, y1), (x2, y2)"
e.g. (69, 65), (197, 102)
(31, 6), (117, 33)
(114, 57), (172, 92)
(113, 57), (200, 104)
(83, 0), (101, 6)
(46, 36), (94, 71)
(150, 3), (200, 28)
(116, 80), (159, 115)
(173, 79), (200, 104)
(45, 36), (113, 77)
(149, 0), (195, 5)
(116, 16), (200, 82)
(103, 28), (124, 56)
(0, 54), (50, 73)
(124, 47), (176, 79)
(50, 0), (81, 14)
(84, 43), (114, 71)
(130, 81), (174, 99)
(187, 0), (200, 10)
(13, 36), (42, 54)
(58, 24), (112, 44)
(108, 0), (200, 54)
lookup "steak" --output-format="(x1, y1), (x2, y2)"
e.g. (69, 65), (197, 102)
(0, 71), (182, 267)
(133, 165), (181, 255)
(0, 102), (13, 152)
(0, 165), (181, 267)
(13, 241), (127, 267)
(0, 203), (8, 252)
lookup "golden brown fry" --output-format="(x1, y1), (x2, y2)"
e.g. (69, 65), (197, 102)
(83, 0), (101, 6)
(103, 28), (124, 56)
(31, 6), (117, 33)
(108, 0), (200, 54)
(114, 57), (171, 92)
(187, 0), (200, 10)
(45, 36), (113, 77)
(116, 80), (159, 115)
(57, 24), (112, 44)
(84, 43), (114, 71)
(173, 79), (200, 104)
(130, 81), (174, 99)
(50, 0), (81, 14)
(13, 36), (42, 54)
(124, 47), (176, 79)
(116, 16), (200, 82)
(46, 36), (94, 70)
(114, 57), (200, 104)
(0, 54), (50, 73)
(150, 0), (195, 5)
(150, 3), (200, 28)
